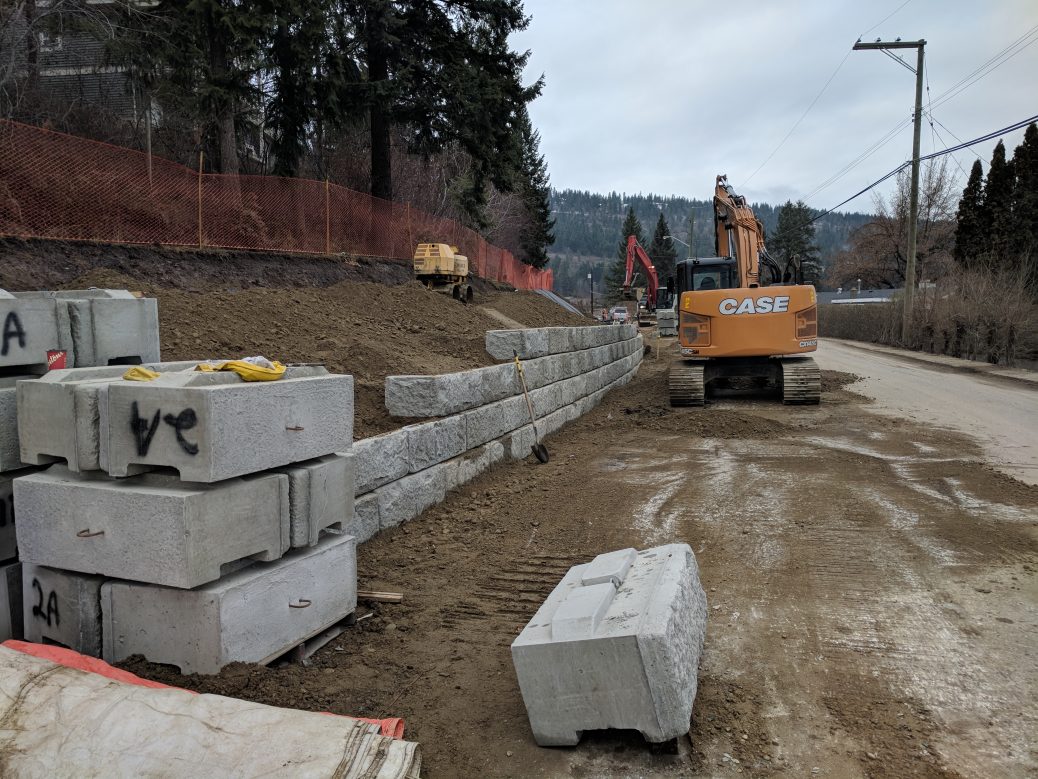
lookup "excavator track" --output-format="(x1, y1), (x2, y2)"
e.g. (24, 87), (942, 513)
(780, 357), (821, 405)
(669, 362), (706, 406)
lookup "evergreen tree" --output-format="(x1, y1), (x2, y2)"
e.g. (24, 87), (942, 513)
(114, 1), (271, 174)
(769, 200), (821, 284)
(954, 159), (986, 268)
(604, 207), (645, 302)
(647, 212), (678, 284)
(516, 107), (555, 268)
(1010, 122), (1038, 284)
(981, 140), (1015, 260)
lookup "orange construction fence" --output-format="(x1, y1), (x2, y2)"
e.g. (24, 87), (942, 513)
(0, 119), (552, 291)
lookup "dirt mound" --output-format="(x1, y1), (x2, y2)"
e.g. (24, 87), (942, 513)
(0, 236), (416, 292)
(821, 369), (863, 393)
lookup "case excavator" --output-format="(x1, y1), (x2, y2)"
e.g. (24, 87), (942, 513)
(669, 175), (819, 406)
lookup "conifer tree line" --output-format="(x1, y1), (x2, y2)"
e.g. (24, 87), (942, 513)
(1, 0), (555, 267)
(953, 123), (1038, 292)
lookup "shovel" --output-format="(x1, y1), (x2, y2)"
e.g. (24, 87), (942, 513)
(513, 350), (550, 463)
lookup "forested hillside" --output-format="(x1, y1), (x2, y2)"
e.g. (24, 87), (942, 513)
(550, 189), (872, 295)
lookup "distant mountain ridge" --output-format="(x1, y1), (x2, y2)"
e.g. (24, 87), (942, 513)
(548, 188), (873, 295)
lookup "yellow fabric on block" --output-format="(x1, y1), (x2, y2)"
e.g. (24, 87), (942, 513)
(194, 360), (287, 382)
(122, 366), (160, 382)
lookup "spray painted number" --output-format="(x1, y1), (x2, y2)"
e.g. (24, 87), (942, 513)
(130, 402), (199, 457)
(2, 312), (27, 357)
(31, 578), (60, 627)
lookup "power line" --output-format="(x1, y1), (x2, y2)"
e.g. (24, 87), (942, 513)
(859, 0), (915, 38)
(771, 112), (1038, 242)
(928, 25), (1038, 110)
(740, 47), (853, 187)
(739, 0), (917, 189)
(802, 115), (914, 200)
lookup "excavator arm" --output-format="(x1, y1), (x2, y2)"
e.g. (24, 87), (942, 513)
(623, 235), (660, 308)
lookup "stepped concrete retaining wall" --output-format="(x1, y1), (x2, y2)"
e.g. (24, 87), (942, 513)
(347, 326), (643, 543)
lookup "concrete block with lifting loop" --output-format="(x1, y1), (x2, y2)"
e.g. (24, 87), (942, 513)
(512, 351), (549, 463)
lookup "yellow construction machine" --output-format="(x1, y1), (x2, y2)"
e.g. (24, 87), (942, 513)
(669, 175), (819, 405)
(413, 243), (474, 303)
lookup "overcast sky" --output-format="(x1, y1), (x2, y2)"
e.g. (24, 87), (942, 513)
(511, 0), (1038, 212)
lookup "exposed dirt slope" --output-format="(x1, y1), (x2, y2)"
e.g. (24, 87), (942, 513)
(0, 238), (587, 438)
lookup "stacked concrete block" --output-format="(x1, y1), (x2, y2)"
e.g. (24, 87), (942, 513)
(511, 544), (707, 746)
(13, 357), (358, 671)
(16, 466), (291, 588)
(354, 326), (644, 542)
(100, 367), (352, 481)
(17, 362), (197, 471)
(10, 289), (161, 369)
(21, 563), (105, 656)
(102, 532), (358, 674)
(657, 308), (678, 337)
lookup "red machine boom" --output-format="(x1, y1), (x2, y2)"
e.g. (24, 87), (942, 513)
(623, 235), (660, 308)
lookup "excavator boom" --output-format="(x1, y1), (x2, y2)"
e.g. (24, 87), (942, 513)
(623, 235), (660, 308)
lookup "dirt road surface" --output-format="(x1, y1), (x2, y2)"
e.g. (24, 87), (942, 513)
(816, 338), (1038, 486)
(130, 339), (1038, 778)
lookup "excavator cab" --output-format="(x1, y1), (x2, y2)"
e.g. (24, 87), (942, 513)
(675, 258), (739, 294)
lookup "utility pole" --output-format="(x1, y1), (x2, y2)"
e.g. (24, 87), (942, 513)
(853, 38), (926, 343)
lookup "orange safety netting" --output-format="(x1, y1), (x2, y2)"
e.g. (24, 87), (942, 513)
(0, 118), (552, 291)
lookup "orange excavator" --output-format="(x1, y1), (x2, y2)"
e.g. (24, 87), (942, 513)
(668, 175), (819, 405)
(622, 235), (664, 326)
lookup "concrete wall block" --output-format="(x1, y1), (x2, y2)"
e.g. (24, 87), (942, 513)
(350, 493), (380, 544)
(507, 424), (538, 460)
(463, 395), (528, 450)
(376, 464), (447, 529)
(511, 544), (707, 746)
(17, 361), (202, 473)
(406, 415), (466, 473)
(15, 466), (290, 589)
(0, 295), (61, 372)
(546, 328), (574, 355)
(21, 563), (105, 656)
(385, 362), (519, 418)
(529, 382), (562, 419)
(0, 561), (22, 641)
(104, 368), (353, 482)
(353, 428), (408, 494)
(445, 440), (505, 492)
(102, 532), (358, 675)
(273, 453), (353, 548)
(485, 329), (550, 360)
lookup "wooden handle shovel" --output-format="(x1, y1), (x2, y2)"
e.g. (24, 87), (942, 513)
(513, 350), (550, 463)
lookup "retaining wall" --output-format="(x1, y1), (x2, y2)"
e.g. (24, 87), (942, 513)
(347, 325), (643, 544)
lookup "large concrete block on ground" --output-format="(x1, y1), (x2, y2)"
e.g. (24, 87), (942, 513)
(15, 466), (290, 588)
(445, 440), (505, 492)
(385, 362), (518, 418)
(350, 492), (380, 544)
(21, 564), (104, 656)
(352, 428), (408, 494)
(0, 561), (22, 641)
(462, 394), (529, 450)
(406, 415), (466, 472)
(273, 453), (353, 548)
(0, 293), (61, 373)
(102, 366), (352, 481)
(17, 362), (197, 472)
(101, 532), (358, 674)
(376, 465), (447, 529)
(511, 544), (707, 746)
